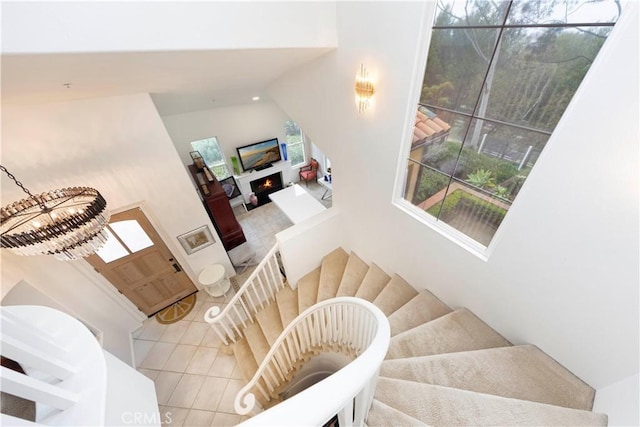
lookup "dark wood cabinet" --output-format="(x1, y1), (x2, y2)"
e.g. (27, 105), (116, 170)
(188, 165), (246, 251)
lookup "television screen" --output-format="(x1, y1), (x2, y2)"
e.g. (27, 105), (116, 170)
(236, 138), (282, 172)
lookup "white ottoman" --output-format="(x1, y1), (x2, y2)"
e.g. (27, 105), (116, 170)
(198, 264), (231, 297)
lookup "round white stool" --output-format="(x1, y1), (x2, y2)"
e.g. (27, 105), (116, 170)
(198, 264), (231, 297)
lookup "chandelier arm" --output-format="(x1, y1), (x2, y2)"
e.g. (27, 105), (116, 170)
(0, 165), (47, 209)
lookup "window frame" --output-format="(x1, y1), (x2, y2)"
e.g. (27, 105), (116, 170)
(190, 136), (231, 180)
(394, 0), (618, 259)
(284, 120), (307, 168)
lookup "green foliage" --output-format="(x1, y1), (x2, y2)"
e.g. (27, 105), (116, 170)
(493, 185), (509, 198)
(191, 137), (229, 179)
(284, 120), (306, 166)
(427, 189), (507, 228)
(288, 144), (305, 167)
(423, 141), (524, 201)
(415, 168), (449, 203)
(466, 169), (494, 189)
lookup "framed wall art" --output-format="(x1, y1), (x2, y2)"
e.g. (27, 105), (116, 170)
(177, 225), (215, 254)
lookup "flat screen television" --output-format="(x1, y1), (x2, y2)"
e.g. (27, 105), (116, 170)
(236, 138), (282, 172)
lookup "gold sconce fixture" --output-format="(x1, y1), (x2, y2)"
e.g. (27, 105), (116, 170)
(355, 64), (375, 113)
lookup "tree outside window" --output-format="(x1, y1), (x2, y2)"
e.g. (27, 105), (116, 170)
(403, 0), (620, 248)
(284, 120), (306, 167)
(191, 137), (230, 180)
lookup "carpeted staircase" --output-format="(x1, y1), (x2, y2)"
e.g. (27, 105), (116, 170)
(230, 247), (607, 426)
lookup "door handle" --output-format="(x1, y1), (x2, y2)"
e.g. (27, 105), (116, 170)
(172, 263), (182, 273)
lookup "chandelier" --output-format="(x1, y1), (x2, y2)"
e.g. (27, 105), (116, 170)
(0, 165), (111, 261)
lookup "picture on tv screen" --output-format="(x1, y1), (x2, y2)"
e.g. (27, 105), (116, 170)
(236, 138), (282, 171)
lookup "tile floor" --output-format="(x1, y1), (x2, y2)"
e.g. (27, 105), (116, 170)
(132, 180), (331, 426)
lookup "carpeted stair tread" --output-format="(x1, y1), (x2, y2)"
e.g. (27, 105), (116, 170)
(372, 274), (418, 316)
(317, 247), (349, 302)
(386, 308), (511, 360)
(354, 263), (390, 302)
(380, 344), (595, 410)
(297, 267), (321, 314)
(336, 252), (369, 297)
(232, 338), (259, 381)
(275, 286), (299, 328)
(366, 399), (428, 426)
(375, 377), (607, 426)
(244, 322), (271, 366)
(388, 289), (452, 336)
(255, 302), (284, 347)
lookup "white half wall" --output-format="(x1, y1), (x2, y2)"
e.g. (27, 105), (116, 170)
(268, 1), (639, 420)
(1, 2), (337, 54)
(161, 101), (311, 181)
(1, 93), (236, 361)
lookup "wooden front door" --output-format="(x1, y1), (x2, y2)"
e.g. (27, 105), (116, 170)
(86, 208), (197, 316)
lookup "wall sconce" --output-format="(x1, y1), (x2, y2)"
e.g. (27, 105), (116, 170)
(355, 64), (375, 113)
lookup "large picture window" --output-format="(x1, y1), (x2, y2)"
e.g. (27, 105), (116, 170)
(191, 137), (230, 180)
(284, 120), (306, 167)
(403, 0), (620, 249)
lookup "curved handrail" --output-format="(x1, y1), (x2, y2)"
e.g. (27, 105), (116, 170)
(204, 243), (285, 345)
(235, 297), (390, 427)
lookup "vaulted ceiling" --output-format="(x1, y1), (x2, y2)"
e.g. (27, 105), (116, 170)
(1, 47), (333, 116)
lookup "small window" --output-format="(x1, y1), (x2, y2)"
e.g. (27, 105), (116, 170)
(191, 137), (230, 180)
(284, 120), (306, 168)
(95, 220), (154, 263)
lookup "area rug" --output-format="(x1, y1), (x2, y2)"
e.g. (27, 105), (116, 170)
(155, 293), (197, 325)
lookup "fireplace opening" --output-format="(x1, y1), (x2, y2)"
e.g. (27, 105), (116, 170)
(250, 172), (284, 205)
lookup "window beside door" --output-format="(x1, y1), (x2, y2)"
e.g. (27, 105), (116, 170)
(191, 137), (231, 180)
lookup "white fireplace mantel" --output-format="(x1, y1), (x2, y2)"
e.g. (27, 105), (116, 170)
(235, 161), (293, 203)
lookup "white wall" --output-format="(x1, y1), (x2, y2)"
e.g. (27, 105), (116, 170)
(161, 101), (311, 178)
(1, 93), (236, 361)
(2, 2), (336, 54)
(268, 0), (639, 419)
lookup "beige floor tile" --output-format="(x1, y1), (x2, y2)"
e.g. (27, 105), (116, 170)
(138, 368), (160, 380)
(131, 326), (144, 339)
(230, 362), (245, 380)
(139, 320), (167, 341)
(201, 327), (224, 348)
(208, 353), (236, 378)
(184, 409), (215, 427)
(160, 406), (189, 426)
(167, 374), (206, 408)
(184, 300), (205, 321)
(154, 371), (183, 406)
(186, 346), (218, 375)
(134, 339), (157, 367)
(140, 341), (177, 370)
(191, 376), (228, 411)
(212, 412), (242, 427)
(193, 303), (216, 323)
(159, 320), (191, 343)
(216, 379), (245, 414)
(163, 344), (198, 373)
(180, 321), (209, 346)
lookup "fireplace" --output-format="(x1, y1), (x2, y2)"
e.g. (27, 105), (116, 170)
(250, 172), (284, 204)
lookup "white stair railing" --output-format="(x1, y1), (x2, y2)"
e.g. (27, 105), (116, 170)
(204, 244), (285, 345)
(0, 305), (107, 426)
(235, 297), (390, 427)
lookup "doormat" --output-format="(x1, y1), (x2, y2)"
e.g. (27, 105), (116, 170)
(155, 293), (197, 325)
